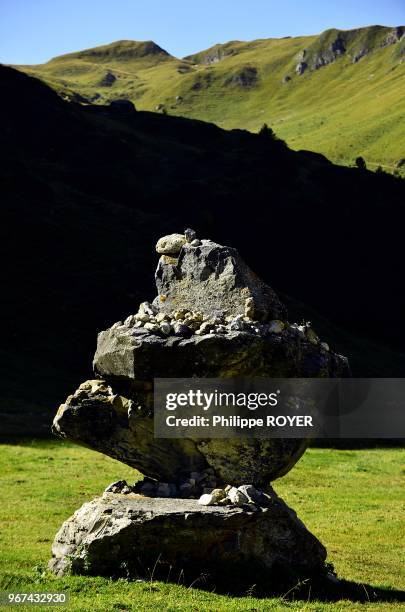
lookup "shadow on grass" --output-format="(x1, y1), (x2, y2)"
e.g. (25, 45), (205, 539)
(188, 574), (405, 603)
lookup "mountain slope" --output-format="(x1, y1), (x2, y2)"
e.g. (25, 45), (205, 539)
(15, 25), (405, 171)
(1, 65), (404, 434)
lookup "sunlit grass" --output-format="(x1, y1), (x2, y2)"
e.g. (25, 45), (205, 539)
(0, 441), (404, 610)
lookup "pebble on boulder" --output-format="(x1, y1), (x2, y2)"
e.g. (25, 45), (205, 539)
(156, 233), (186, 255)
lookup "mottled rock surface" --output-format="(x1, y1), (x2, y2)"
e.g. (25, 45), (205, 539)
(49, 491), (327, 583)
(154, 238), (286, 321)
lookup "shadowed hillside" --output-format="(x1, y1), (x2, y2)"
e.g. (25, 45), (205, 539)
(15, 25), (405, 172)
(0, 65), (404, 434)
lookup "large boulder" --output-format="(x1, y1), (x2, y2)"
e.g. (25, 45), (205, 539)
(53, 233), (349, 486)
(154, 238), (286, 321)
(49, 490), (327, 587)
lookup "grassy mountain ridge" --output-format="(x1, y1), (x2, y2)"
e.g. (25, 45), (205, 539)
(14, 25), (405, 171)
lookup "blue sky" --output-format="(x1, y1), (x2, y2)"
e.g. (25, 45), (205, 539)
(1, 0), (404, 64)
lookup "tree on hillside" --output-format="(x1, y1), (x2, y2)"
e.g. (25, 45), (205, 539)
(355, 156), (367, 170)
(259, 123), (277, 139)
(258, 123), (286, 147)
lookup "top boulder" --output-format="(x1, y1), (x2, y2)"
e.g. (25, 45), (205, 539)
(154, 234), (286, 322)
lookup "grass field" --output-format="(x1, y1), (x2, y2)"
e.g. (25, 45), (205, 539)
(0, 441), (404, 610)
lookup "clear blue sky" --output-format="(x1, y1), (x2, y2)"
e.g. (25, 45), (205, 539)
(1, 0), (404, 64)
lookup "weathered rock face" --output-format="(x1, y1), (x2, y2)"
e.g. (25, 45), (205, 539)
(154, 238), (286, 321)
(296, 61), (308, 75)
(312, 36), (346, 70)
(224, 66), (258, 88)
(49, 490), (327, 585)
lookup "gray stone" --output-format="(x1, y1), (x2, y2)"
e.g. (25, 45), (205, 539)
(184, 228), (197, 243)
(104, 480), (128, 494)
(99, 71), (117, 87)
(154, 238), (286, 322)
(49, 493), (327, 583)
(159, 321), (171, 335)
(138, 301), (156, 316)
(228, 317), (245, 331)
(237, 484), (263, 504)
(144, 322), (160, 333)
(124, 314), (136, 327)
(227, 487), (249, 506)
(296, 61), (307, 75)
(173, 322), (192, 337)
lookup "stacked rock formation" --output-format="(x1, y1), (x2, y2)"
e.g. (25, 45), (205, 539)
(50, 230), (349, 583)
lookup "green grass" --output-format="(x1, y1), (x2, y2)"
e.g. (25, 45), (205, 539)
(15, 26), (405, 173)
(0, 441), (404, 610)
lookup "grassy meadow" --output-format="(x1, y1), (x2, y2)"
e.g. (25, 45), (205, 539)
(0, 441), (404, 610)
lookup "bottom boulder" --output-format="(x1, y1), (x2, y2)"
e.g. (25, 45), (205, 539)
(49, 488), (327, 591)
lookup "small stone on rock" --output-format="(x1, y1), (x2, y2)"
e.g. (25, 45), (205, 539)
(184, 228), (197, 243)
(173, 322), (192, 337)
(228, 487), (249, 506)
(160, 322), (172, 335)
(104, 480), (128, 494)
(198, 493), (215, 506)
(156, 234), (186, 255)
(211, 488), (226, 503)
(144, 322), (160, 333)
(139, 302), (157, 316)
(237, 484), (262, 504)
(268, 320), (285, 333)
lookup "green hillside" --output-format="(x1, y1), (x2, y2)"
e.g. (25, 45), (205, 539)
(14, 25), (405, 172)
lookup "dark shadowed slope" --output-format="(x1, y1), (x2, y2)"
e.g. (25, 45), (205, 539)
(0, 65), (404, 434)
